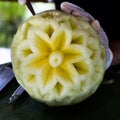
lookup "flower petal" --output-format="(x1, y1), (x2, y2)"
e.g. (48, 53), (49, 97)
(36, 63), (57, 91)
(21, 54), (48, 74)
(55, 63), (79, 86)
(51, 26), (72, 51)
(27, 27), (52, 55)
(16, 40), (32, 61)
(63, 44), (86, 63)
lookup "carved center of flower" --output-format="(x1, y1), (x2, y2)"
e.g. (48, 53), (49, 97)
(49, 51), (63, 67)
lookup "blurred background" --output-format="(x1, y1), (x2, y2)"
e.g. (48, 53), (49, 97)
(0, 0), (55, 64)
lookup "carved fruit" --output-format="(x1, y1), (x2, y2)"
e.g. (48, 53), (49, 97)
(11, 10), (106, 106)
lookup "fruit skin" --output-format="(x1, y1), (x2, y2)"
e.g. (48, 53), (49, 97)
(11, 10), (106, 106)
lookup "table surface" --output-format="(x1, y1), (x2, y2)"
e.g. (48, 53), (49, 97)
(0, 63), (120, 120)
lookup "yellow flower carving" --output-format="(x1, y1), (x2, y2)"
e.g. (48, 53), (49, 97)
(11, 11), (106, 106)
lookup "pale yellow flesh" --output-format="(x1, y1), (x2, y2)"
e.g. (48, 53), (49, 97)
(11, 10), (106, 106)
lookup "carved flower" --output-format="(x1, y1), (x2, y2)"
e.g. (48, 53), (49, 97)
(11, 11), (106, 106)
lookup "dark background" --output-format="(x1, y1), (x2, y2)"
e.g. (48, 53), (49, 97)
(55, 0), (120, 41)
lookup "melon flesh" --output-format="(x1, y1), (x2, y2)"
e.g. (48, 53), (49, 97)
(11, 10), (106, 106)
